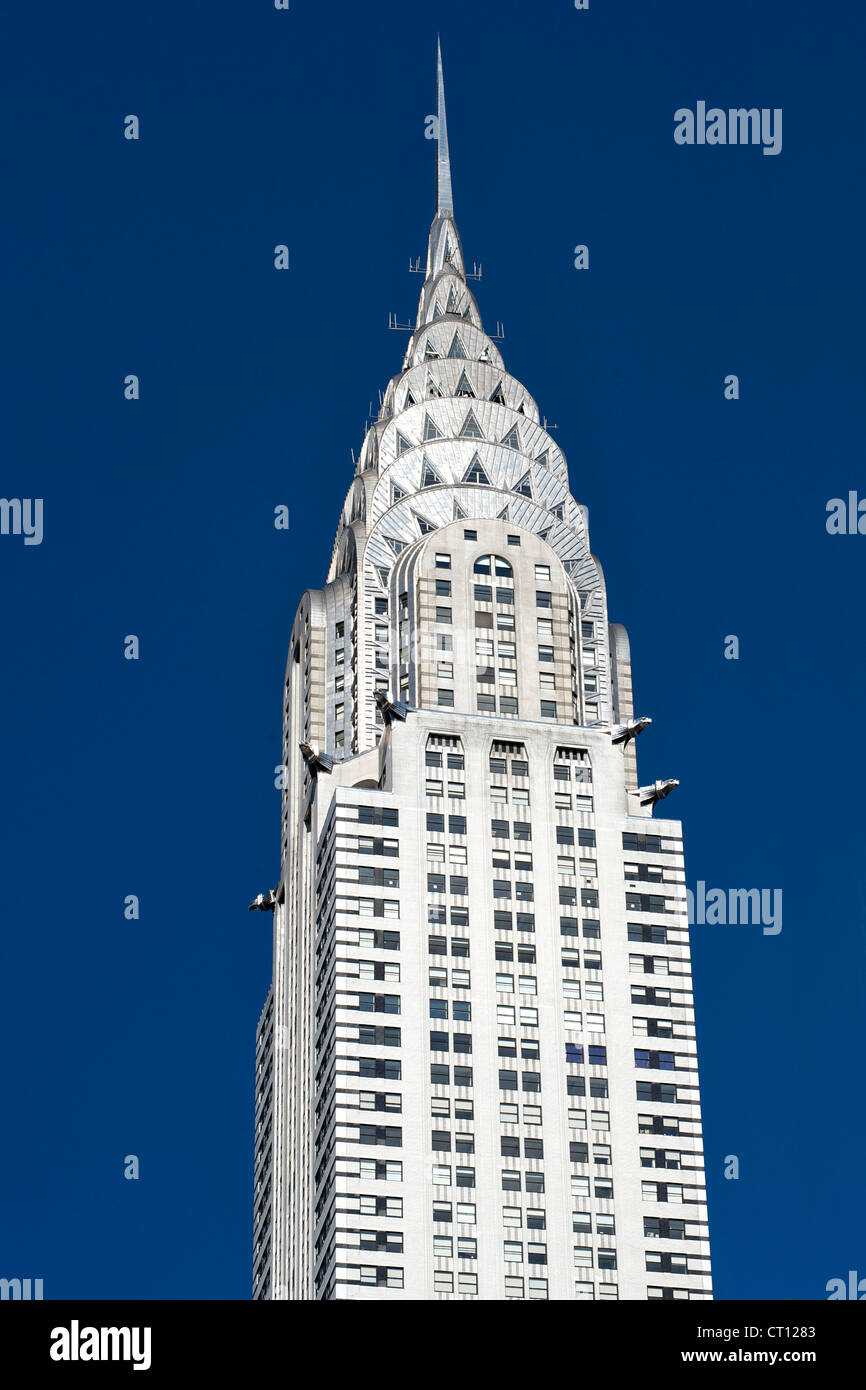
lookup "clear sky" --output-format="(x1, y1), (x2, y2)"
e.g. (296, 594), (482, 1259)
(1, 0), (864, 1300)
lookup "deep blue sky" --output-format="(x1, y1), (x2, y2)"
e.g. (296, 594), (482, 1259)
(2, 0), (864, 1300)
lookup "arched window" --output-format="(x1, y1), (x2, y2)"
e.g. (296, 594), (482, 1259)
(473, 554), (513, 579)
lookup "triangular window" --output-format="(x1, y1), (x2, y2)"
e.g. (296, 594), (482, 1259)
(447, 332), (467, 359)
(463, 453), (491, 485)
(489, 381), (506, 405)
(395, 431), (413, 456)
(552, 503), (565, 520)
(385, 536), (408, 554)
(462, 305), (472, 318)
(534, 450), (549, 469)
(517, 402), (526, 415)
(412, 512), (436, 535)
(459, 409), (484, 440)
(423, 414), (443, 441)
(391, 482), (406, 502)
(496, 505), (510, 521)
(426, 377), (443, 398)
(537, 529), (550, 543)
(512, 472), (533, 498)
(453, 499), (467, 519)
(404, 390), (417, 408)
(420, 456), (444, 488)
(455, 371), (475, 398)
(432, 300), (443, 320)
(446, 286), (460, 314)
(424, 340), (441, 360)
(500, 424), (521, 450)
(376, 567), (391, 588)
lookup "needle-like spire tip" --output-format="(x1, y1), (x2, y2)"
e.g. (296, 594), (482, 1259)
(436, 38), (453, 217)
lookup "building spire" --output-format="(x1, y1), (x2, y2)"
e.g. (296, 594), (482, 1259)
(436, 38), (453, 217)
(412, 39), (474, 331)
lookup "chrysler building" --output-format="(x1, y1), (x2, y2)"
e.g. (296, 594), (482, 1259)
(252, 44), (712, 1302)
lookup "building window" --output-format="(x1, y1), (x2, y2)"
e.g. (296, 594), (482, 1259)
(474, 554), (513, 578)
(634, 1049), (675, 1070)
